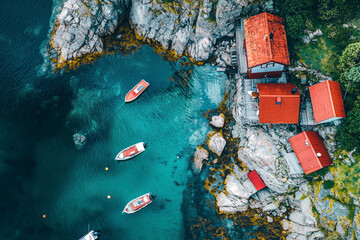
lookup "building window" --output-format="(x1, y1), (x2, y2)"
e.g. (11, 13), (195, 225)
(261, 63), (275, 68)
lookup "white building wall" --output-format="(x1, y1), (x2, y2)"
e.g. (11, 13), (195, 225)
(251, 62), (285, 73)
(317, 116), (344, 124)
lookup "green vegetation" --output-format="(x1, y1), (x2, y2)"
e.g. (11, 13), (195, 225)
(336, 97), (360, 151)
(274, 0), (316, 43)
(295, 37), (341, 78)
(332, 155), (360, 196)
(339, 42), (360, 71)
(274, 0), (360, 77)
(274, 0), (359, 44)
(274, 0), (360, 156)
(323, 180), (335, 189)
(207, 0), (218, 23)
(335, 41), (360, 151)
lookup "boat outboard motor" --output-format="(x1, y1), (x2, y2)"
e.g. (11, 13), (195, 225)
(144, 143), (149, 148)
(150, 194), (156, 200)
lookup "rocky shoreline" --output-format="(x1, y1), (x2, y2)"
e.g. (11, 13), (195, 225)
(40, 0), (275, 73)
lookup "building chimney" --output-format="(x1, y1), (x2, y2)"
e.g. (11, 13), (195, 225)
(305, 140), (309, 146)
(276, 97), (282, 105)
(270, 32), (274, 40)
(291, 88), (297, 94)
(317, 153), (322, 157)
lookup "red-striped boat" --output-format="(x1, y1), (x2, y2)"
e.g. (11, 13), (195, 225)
(122, 193), (155, 214)
(115, 142), (146, 161)
(125, 79), (150, 103)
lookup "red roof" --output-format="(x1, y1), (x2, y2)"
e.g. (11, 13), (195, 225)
(244, 12), (290, 69)
(289, 131), (332, 175)
(309, 80), (346, 123)
(247, 170), (266, 191)
(257, 83), (300, 124)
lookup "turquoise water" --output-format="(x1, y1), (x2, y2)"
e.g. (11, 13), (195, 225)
(0, 0), (226, 238)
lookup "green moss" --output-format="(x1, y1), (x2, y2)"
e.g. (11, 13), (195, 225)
(348, 200), (355, 220)
(207, 0), (218, 23)
(323, 180), (335, 189)
(295, 35), (342, 79)
(299, 194), (307, 201)
(304, 167), (329, 182)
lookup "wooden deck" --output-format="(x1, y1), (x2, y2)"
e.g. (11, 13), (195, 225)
(299, 96), (316, 126)
(243, 74), (287, 122)
(243, 78), (259, 122)
(236, 19), (248, 74)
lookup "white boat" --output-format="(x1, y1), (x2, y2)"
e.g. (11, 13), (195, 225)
(79, 230), (101, 240)
(122, 193), (155, 214)
(115, 142), (146, 161)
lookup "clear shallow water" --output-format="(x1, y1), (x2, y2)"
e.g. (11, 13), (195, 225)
(0, 1), (226, 239)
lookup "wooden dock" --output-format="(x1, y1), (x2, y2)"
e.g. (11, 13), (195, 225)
(243, 78), (259, 122)
(299, 97), (316, 126)
(236, 19), (248, 74)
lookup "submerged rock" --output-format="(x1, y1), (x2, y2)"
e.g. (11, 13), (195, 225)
(73, 131), (86, 150)
(210, 113), (225, 128)
(193, 146), (209, 172)
(208, 132), (226, 156)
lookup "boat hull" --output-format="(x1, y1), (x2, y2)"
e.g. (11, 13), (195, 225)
(122, 193), (154, 214)
(125, 79), (150, 103)
(115, 142), (145, 161)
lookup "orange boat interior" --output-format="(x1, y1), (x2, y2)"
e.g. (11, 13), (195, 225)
(123, 146), (139, 157)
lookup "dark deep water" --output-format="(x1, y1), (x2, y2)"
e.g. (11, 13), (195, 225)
(0, 0), (227, 239)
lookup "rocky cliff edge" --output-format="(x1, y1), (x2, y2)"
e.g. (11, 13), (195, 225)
(41, 0), (274, 73)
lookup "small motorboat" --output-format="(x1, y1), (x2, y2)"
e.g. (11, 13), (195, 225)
(79, 230), (101, 240)
(125, 79), (150, 103)
(115, 142), (147, 161)
(122, 193), (155, 214)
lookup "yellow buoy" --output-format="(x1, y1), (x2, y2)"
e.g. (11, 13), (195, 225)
(42, 214), (47, 219)
(107, 195), (111, 199)
(105, 167), (109, 171)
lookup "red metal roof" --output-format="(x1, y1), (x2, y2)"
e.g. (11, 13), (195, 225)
(247, 170), (266, 191)
(257, 83), (300, 124)
(289, 131), (332, 175)
(309, 80), (346, 123)
(244, 12), (290, 69)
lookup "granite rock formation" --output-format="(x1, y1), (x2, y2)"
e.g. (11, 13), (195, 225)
(210, 113), (225, 128)
(42, 0), (275, 72)
(42, 0), (130, 72)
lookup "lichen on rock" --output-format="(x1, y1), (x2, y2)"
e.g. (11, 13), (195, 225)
(208, 132), (226, 156)
(193, 146), (209, 172)
(210, 113), (225, 128)
(42, 0), (130, 72)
